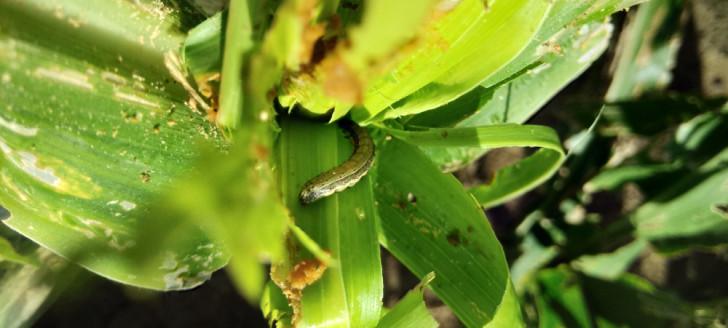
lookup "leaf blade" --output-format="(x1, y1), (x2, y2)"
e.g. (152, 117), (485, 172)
(276, 117), (382, 327)
(375, 138), (518, 327)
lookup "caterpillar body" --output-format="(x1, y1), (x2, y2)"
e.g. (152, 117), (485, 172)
(299, 121), (375, 205)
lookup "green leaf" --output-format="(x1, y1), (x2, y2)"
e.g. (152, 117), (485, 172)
(385, 124), (565, 208)
(404, 85), (498, 129)
(0, 0), (185, 78)
(486, 282), (525, 327)
(217, 0), (259, 128)
(0, 0), (227, 290)
(632, 148), (728, 252)
(376, 272), (438, 328)
(510, 235), (559, 293)
(276, 117), (382, 327)
(279, 0), (552, 121)
(375, 138), (519, 327)
(527, 267), (694, 327)
(346, 0), (437, 65)
(378, 0), (553, 120)
(580, 0), (652, 26)
(261, 281), (294, 327)
(463, 22), (613, 128)
(475, 0), (645, 95)
(0, 237), (35, 266)
(673, 109), (728, 163)
(133, 125), (289, 301)
(386, 124), (562, 150)
(605, 0), (685, 101)
(183, 12), (224, 78)
(584, 163), (682, 193)
(410, 20), (612, 172)
(571, 239), (648, 280)
(477, 0), (597, 90)
(134, 8), (290, 295)
(533, 266), (594, 328)
(580, 273), (693, 326)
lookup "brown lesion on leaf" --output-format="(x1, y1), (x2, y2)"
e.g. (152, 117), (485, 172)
(140, 170), (151, 183)
(279, 1), (465, 109)
(295, 0), (331, 67)
(393, 192), (411, 210)
(288, 258), (327, 290)
(321, 52), (364, 104)
(481, 0), (492, 12)
(271, 256), (329, 326)
(299, 24), (327, 66)
(251, 142), (270, 161)
(446, 229), (462, 246)
(123, 111), (143, 124)
(282, 1), (467, 109)
(194, 72), (221, 122)
(542, 40), (563, 56)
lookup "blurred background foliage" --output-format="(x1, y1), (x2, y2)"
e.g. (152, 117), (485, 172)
(0, 0), (726, 327)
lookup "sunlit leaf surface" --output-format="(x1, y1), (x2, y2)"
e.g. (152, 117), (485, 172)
(0, 0), (227, 290)
(386, 124), (565, 208)
(376, 138), (520, 327)
(276, 118), (382, 327)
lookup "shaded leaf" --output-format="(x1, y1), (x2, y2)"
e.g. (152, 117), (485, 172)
(533, 266), (593, 328)
(581, 273), (693, 327)
(632, 148), (728, 252)
(0, 246), (80, 328)
(510, 234), (558, 293)
(572, 239), (648, 280)
(585, 163), (682, 193)
(261, 281), (294, 328)
(0, 237), (36, 266)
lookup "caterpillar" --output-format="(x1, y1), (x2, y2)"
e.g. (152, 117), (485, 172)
(299, 121), (375, 205)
